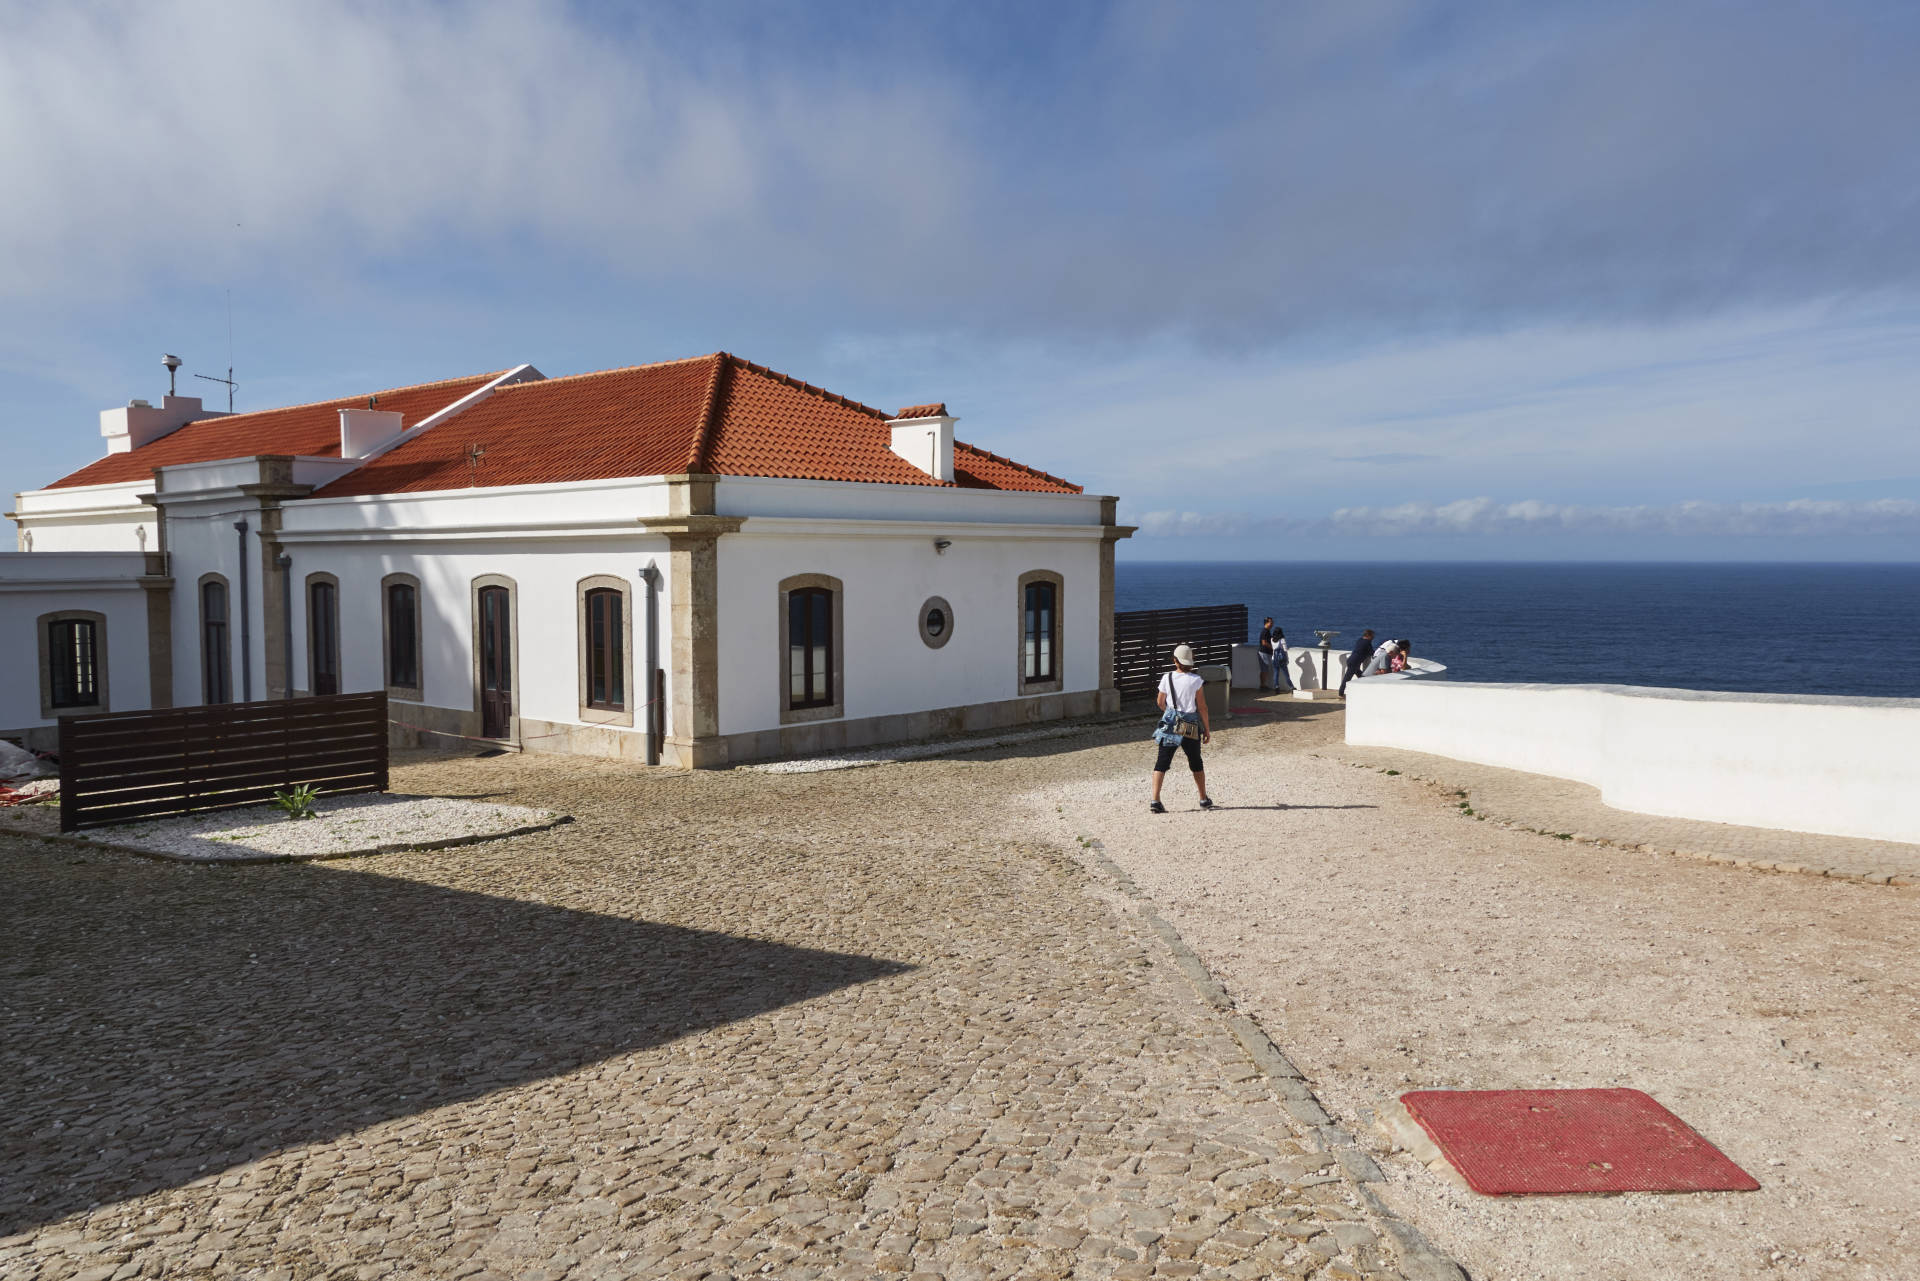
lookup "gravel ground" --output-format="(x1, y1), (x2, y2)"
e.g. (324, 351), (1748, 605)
(63, 793), (564, 862)
(1035, 701), (1920, 1281)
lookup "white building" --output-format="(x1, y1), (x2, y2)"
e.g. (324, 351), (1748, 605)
(6, 354), (1132, 766)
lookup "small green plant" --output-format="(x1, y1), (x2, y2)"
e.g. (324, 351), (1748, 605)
(271, 784), (319, 821)
(1384, 769), (1400, 776)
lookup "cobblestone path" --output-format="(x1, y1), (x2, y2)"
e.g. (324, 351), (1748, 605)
(1328, 744), (1920, 887)
(2, 746), (1427, 1281)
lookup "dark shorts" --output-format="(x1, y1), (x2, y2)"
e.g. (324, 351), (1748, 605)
(1154, 736), (1204, 773)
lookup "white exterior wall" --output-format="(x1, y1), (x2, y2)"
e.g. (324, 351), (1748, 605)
(278, 538), (673, 731)
(10, 481), (157, 552)
(159, 492), (264, 706)
(277, 479), (680, 740)
(715, 522), (1104, 737)
(0, 552), (152, 731)
(1345, 679), (1920, 845)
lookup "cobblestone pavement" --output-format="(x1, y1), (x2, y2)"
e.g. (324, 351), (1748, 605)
(2, 738), (1433, 1281)
(1326, 744), (1920, 887)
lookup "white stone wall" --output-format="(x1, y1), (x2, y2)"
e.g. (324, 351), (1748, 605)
(0, 553), (152, 731)
(1345, 679), (1920, 844)
(714, 523), (1105, 737)
(11, 481), (156, 552)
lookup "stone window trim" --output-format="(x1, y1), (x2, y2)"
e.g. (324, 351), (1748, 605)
(305, 571), (341, 697)
(576, 574), (634, 727)
(380, 571), (424, 702)
(38, 609), (110, 720)
(198, 572), (232, 705)
(1016, 570), (1065, 695)
(778, 572), (845, 726)
(469, 573), (520, 731)
(918, 595), (955, 650)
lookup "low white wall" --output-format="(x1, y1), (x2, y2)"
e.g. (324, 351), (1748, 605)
(1345, 679), (1920, 845)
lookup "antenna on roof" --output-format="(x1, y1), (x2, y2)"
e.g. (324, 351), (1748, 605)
(464, 442), (486, 485)
(194, 366), (237, 412)
(192, 290), (237, 412)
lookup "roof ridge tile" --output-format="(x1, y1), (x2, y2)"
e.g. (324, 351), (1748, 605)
(685, 352), (732, 474)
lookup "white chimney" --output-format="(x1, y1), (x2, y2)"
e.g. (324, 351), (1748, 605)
(887, 403), (956, 483)
(99, 394), (215, 454)
(339, 407), (406, 459)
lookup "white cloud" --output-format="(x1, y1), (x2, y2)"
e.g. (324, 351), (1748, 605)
(1134, 497), (1920, 539)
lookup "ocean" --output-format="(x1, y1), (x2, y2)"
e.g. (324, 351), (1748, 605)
(1113, 562), (1920, 698)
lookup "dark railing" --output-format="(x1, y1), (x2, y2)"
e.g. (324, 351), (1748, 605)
(1112, 605), (1249, 696)
(58, 692), (389, 832)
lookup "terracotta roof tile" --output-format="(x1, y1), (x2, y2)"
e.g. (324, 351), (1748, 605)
(315, 354), (1082, 497)
(44, 373), (501, 490)
(894, 402), (948, 419)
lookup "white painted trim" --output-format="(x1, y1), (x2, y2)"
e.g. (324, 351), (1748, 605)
(732, 518), (1110, 540)
(276, 521), (670, 544)
(287, 472), (674, 512)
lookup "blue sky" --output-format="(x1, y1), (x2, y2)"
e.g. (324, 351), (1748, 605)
(5, 0), (1919, 559)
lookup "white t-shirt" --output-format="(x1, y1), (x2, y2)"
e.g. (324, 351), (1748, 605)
(1159, 669), (1204, 715)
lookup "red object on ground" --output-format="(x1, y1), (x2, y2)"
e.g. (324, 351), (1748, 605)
(1401, 1088), (1760, 1196)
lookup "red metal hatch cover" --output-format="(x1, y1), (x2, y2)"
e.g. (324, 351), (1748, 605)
(1400, 1087), (1761, 1196)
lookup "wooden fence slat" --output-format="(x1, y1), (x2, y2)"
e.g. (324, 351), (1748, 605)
(59, 692), (390, 832)
(1111, 605), (1249, 696)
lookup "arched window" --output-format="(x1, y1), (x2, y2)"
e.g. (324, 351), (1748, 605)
(307, 574), (340, 695)
(38, 610), (108, 716)
(584, 587), (626, 712)
(200, 576), (231, 704)
(777, 574), (843, 725)
(1016, 570), (1065, 695)
(788, 587), (834, 709)
(381, 573), (423, 698)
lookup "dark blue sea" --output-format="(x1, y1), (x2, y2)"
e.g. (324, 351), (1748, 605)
(1114, 562), (1920, 698)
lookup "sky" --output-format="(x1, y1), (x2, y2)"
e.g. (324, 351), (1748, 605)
(4, 0), (1919, 560)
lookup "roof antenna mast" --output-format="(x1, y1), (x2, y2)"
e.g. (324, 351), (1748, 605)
(192, 289), (237, 411)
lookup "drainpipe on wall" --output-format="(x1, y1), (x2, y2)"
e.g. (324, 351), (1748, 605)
(277, 553), (294, 698)
(640, 560), (661, 766)
(234, 519), (253, 702)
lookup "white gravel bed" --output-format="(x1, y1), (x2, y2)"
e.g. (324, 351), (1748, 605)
(1027, 721), (1920, 1281)
(67, 793), (564, 862)
(745, 721), (1117, 773)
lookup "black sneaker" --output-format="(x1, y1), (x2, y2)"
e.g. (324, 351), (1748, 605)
(1149, 800), (1166, 814)
(1199, 797), (1215, 809)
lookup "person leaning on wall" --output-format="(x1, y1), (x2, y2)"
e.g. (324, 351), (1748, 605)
(1150, 643), (1213, 813)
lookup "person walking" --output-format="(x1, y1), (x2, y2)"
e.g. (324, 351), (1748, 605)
(1257, 617), (1277, 689)
(1150, 644), (1213, 813)
(1340, 629), (1376, 694)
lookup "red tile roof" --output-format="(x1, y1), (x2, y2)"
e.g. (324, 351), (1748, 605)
(894, 402), (948, 419)
(315, 354), (1081, 497)
(44, 373), (501, 490)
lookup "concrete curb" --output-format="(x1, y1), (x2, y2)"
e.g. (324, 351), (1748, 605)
(1078, 835), (1468, 1281)
(29, 815), (574, 866)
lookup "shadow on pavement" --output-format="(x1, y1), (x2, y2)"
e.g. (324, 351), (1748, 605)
(1, 852), (909, 1234)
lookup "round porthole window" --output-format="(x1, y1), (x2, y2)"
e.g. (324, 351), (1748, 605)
(918, 596), (954, 649)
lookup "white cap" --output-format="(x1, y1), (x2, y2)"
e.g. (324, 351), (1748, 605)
(1171, 644), (1195, 667)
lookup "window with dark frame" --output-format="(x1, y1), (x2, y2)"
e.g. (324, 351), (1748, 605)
(1023, 581), (1057, 683)
(386, 582), (419, 689)
(788, 586), (833, 709)
(48, 618), (100, 709)
(201, 580), (231, 704)
(309, 580), (340, 695)
(584, 587), (626, 711)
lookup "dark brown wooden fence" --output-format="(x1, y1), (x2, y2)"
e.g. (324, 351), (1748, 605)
(1113, 605), (1249, 696)
(59, 692), (389, 832)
